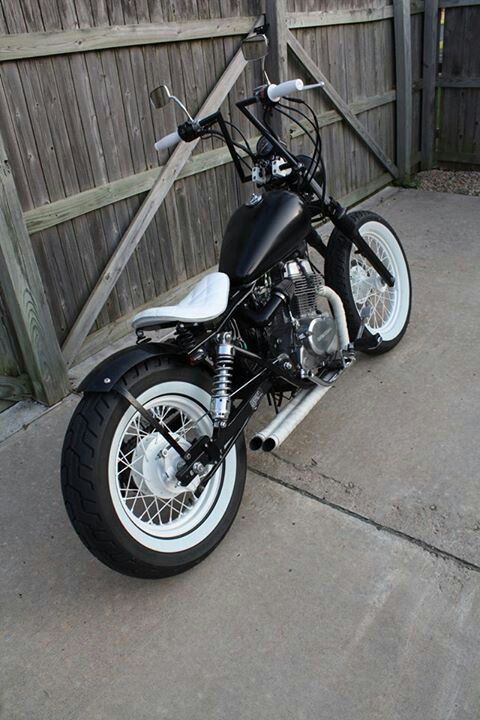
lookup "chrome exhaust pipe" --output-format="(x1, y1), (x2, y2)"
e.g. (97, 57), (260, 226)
(318, 285), (350, 350)
(249, 284), (348, 452)
(250, 384), (331, 452)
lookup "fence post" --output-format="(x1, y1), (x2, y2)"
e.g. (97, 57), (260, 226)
(0, 131), (70, 405)
(393, 0), (413, 183)
(421, 0), (439, 169)
(265, 0), (288, 136)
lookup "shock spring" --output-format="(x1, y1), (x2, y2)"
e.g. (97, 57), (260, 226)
(210, 332), (235, 427)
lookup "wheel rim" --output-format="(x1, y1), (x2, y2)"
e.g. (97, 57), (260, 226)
(108, 381), (237, 553)
(349, 221), (410, 341)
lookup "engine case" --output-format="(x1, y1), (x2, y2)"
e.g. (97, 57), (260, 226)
(243, 258), (340, 381)
(282, 258), (339, 372)
(298, 315), (339, 373)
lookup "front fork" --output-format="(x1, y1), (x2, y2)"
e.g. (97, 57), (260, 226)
(325, 198), (395, 287)
(308, 177), (395, 289)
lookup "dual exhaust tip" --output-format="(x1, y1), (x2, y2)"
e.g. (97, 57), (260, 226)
(249, 384), (331, 453)
(250, 434), (277, 453)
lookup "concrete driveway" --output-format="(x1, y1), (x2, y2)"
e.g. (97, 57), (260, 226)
(1, 189), (480, 720)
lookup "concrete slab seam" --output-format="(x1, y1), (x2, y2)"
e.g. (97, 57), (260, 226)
(250, 466), (480, 575)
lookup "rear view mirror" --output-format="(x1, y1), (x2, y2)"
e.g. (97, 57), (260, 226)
(150, 85), (171, 109)
(241, 34), (269, 62)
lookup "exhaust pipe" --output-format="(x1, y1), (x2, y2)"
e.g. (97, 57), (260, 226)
(318, 285), (350, 350)
(250, 384), (331, 452)
(249, 284), (348, 452)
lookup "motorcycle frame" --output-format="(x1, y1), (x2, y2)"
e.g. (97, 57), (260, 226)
(82, 87), (398, 485)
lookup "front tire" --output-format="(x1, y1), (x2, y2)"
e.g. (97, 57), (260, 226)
(324, 211), (412, 354)
(61, 358), (246, 578)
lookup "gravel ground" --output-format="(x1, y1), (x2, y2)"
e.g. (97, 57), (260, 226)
(417, 169), (480, 196)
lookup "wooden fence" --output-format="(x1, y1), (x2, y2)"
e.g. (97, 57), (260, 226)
(0, 0), (427, 410)
(422, 0), (480, 168)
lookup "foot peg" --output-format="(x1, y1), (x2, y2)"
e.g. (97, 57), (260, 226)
(354, 332), (383, 351)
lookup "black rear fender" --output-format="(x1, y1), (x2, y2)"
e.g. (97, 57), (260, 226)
(78, 342), (183, 393)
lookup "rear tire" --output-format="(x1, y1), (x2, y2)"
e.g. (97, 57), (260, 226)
(61, 358), (246, 578)
(324, 211), (412, 354)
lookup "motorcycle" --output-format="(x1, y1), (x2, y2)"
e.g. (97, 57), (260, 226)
(61, 33), (411, 577)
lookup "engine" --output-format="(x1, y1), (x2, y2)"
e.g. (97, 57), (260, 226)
(269, 258), (339, 376)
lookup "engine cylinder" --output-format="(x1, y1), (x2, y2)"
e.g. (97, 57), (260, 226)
(284, 259), (323, 318)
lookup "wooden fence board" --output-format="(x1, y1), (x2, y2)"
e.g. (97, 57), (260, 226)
(61, 37), (253, 365)
(24, 89), (396, 235)
(437, 77), (480, 87)
(288, 6), (395, 28)
(0, 131), (69, 404)
(0, 285), (25, 411)
(439, 0), (480, 6)
(437, 4), (480, 165)
(0, 0), (407, 405)
(0, 373), (32, 402)
(421, 0), (439, 168)
(393, 0), (413, 180)
(287, 0), (425, 27)
(287, 29), (399, 177)
(0, 17), (257, 62)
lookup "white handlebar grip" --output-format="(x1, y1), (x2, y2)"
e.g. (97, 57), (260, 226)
(154, 130), (181, 152)
(267, 79), (304, 102)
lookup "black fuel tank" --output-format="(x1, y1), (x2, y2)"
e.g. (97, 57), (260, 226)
(219, 190), (310, 285)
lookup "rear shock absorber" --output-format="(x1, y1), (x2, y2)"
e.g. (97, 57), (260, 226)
(210, 332), (235, 428)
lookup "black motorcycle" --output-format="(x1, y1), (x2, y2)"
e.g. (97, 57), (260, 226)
(61, 34), (411, 577)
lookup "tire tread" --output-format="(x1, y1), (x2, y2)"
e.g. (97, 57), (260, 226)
(61, 358), (246, 578)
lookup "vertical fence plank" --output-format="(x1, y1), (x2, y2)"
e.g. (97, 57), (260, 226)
(0, 132), (69, 405)
(266, 0), (287, 83)
(393, 0), (413, 180)
(421, 0), (439, 168)
(266, 0), (287, 136)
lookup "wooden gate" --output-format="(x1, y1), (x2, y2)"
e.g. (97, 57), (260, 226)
(422, 0), (480, 168)
(0, 0), (420, 410)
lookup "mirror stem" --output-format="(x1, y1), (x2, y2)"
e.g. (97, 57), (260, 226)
(171, 96), (194, 122)
(262, 57), (271, 84)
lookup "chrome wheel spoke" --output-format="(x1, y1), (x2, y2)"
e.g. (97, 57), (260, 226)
(350, 230), (398, 334)
(113, 394), (219, 538)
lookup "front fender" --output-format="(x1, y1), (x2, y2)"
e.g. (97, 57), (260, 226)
(78, 342), (182, 393)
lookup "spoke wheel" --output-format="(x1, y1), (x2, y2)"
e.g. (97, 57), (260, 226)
(349, 226), (403, 338)
(109, 383), (230, 551)
(61, 360), (246, 577)
(324, 211), (412, 354)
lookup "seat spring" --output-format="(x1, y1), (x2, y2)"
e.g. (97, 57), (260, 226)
(176, 324), (197, 353)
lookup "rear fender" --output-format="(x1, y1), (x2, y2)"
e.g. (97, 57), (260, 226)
(78, 342), (182, 393)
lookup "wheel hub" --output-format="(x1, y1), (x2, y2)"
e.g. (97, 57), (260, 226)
(350, 263), (373, 303)
(131, 433), (191, 499)
(351, 262), (388, 300)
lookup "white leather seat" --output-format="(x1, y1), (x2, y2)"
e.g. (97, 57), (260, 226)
(132, 272), (230, 330)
